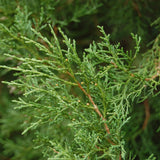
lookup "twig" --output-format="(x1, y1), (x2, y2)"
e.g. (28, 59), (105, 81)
(145, 61), (160, 81)
(110, 59), (160, 81)
(132, 1), (141, 17)
(77, 82), (110, 134)
(53, 148), (59, 154)
(119, 153), (122, 160)
(142, 99), (150, 130)
(145, 72), (159, 81)
(110, 60), (118, 68)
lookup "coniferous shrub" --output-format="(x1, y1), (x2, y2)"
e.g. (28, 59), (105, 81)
(0, 0), (160, 159)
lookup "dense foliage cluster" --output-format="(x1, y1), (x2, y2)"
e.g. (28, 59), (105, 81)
(0, 0), (160, 159)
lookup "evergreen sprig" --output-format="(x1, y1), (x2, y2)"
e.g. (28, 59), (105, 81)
(0, 1), (160, 159)
(1, 24), (159, 159)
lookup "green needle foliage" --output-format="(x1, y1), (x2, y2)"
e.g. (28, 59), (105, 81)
(0, 0), (160, 160)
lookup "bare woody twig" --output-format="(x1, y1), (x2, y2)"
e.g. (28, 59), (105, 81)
(132, 1), (141, 17)
(142, 99), (150, 130)
(77, 82), (110, 134)
(53, 148), (59, 154)
(119, 153), (122, 160)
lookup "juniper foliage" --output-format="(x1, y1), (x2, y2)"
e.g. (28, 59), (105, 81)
(0, 0), (160, 160)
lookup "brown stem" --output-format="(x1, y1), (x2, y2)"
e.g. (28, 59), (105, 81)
(77, 82), (110, 134)
(142, 99), (150, 130)
(53, 148), (59, 154)
(145, 73), (159, 81)
(132, 1), (141, 17)
(119, 153), (122, 160)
